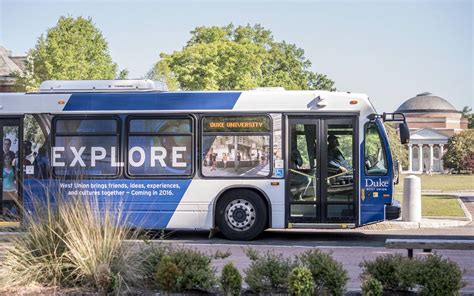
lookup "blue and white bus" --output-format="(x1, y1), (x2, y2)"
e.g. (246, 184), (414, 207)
(0, 80), (409, 240)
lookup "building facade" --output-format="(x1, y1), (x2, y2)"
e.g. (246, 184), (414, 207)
(396, 92), (468, 174)
(0, 46), (26, 92)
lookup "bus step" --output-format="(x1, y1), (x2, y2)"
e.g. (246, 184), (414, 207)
(289, 223), (356, 229)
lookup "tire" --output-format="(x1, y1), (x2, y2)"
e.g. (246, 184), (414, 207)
(215, 189), (267, 241)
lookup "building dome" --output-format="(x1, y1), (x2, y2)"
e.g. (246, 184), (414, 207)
(396, 92), (459, 113)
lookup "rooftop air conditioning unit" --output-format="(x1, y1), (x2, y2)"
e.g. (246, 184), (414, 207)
(38, 79), (168, 93)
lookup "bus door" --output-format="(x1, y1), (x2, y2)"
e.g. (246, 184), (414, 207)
(0, 117), (22, 220)
(287, 116), (357, 226)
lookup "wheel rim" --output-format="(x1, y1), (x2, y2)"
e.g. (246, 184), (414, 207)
(224, 199), (256, 232)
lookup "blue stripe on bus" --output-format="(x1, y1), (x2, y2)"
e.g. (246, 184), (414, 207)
(23, 178), (192, 229)
(63, 92), (241, 111)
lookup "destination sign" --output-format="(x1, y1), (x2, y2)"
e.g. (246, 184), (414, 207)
(203, 116), (270, 133)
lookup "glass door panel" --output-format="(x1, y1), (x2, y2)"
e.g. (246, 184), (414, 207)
(288, 118), (320, 223)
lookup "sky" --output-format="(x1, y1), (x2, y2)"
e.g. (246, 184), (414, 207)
(0, 0), (472, 112)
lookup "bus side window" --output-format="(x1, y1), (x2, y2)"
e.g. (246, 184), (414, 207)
(24, 114), (50, 179)
(52, 117), (120, 177)
(127, 117), (193, 177)
(364, 122), (388, 175)
(201, 115), (272, 178)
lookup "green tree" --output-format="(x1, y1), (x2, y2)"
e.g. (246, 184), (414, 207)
(385, 123), (408, 168)
(443, 129), (474, 173)
(150, 24), (334, 91)
(461, 106), (474, 129)
(14, 16), (121, 91)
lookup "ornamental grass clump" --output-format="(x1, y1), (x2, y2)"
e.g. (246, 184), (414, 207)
(0, 183), (142, 294)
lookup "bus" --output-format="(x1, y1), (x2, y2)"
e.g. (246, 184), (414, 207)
(0, 80), (409, 240)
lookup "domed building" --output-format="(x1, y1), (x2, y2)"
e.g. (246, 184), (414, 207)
(396, 92), (468, 173)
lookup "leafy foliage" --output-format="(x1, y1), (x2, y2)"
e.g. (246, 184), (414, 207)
(244, 248), (296, 293)
(360, 253), (465, 295)
(298, 249), (348, 296)
(152, 247), (216, 292)
(462, 106), (474, 129)
(385, 123), (408, 168)
(288, 266), (315, 296)
(14, 16), (121, 91)
(150, 24), (334, 91)
(360, 254), (419, 291)
(443, 129), (474, 172)
(220, 262), (242, 296)
(417, 254), (465, 296)
(361, 277), (383, 296)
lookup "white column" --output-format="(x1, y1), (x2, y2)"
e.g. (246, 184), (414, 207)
(408, 144), (413, 172)
(440, 144), (444, 172)
(418, 144), (423, 173)
(429, 144), (434, 173)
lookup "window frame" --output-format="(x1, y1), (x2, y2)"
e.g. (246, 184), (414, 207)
(51, 115), (122, 179)
(199, 113), (273, 179)
(364, 121), (389, 176)
(125, 114), (195, 179)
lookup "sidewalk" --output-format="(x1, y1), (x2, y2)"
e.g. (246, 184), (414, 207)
(363, 191), (474, 230)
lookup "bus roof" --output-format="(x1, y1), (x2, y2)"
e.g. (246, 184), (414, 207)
(0, 84), (377, 116)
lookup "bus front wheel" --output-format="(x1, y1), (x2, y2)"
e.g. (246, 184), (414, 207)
(216, 189), (267, 241)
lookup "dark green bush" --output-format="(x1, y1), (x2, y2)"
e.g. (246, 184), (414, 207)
(155, 255), (180, 292)
(152, 247), (216, 292)
(244, 249), (296, 293)
(417, 254), (465, 296)
(288, 266), (315, 296)
(360, 254), (419, 291)
(220, 262), (242, 296)
(298, 249), (348, 296)
(361, 277), (383, 296)
(360, 253), (464, 295)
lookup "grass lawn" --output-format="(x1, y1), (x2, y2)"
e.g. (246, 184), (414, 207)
(394, 194), (465, 217)
(395, 174), (474, 192)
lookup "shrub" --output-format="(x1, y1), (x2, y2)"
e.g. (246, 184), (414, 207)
(153, 247), (216, 292)
(288, 266), (315, 296)
(417, 254), (465, 296)
(244, 249), (296, 293)
(361, 277), (383, 296)
(298, 249), (348, 296)
(220, 262), (242, 296)
(360, 254), (419, 291)
(0, 191), (141, 293)
(155, 255), (181, 292)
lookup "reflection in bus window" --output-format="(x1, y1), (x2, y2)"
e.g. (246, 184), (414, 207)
(365, 123), (388, 175)
(53, 117), (120, 177)
(202, 135), (270, 177)
(127, 117), (193, 177)
(2, 125), (19, 217)
(24, 114), (51, 179)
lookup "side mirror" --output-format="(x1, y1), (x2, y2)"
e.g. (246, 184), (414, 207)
(399, 123), (410, 144)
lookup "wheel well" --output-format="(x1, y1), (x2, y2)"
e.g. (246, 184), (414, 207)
(213, 186), (272, 229)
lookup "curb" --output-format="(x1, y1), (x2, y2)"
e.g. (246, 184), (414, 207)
(360, 218), (471, 230)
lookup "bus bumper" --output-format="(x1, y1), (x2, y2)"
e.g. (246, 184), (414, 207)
(385, 200), (401, 220)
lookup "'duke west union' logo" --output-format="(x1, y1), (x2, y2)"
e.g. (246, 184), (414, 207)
(365, 178), (389, 188)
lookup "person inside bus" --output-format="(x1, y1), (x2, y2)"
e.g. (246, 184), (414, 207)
(2, 138), (16, 161)
(327, 134), (351, 176)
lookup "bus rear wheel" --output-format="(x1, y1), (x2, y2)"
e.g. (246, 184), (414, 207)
(216, 189), (267, 241)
